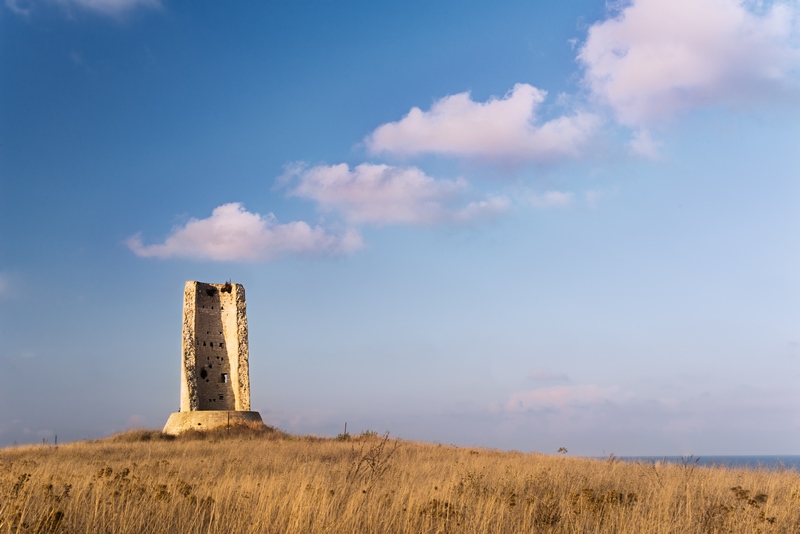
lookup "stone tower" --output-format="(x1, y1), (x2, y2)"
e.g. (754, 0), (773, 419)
(163, 281), (264, 434)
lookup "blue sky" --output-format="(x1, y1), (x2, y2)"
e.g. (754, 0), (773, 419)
(1, 0), (799, 455)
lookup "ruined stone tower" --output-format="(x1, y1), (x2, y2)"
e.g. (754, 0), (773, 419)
(163, 281), (264, 434)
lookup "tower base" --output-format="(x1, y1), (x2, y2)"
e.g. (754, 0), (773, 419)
(163, 410), (264, 435)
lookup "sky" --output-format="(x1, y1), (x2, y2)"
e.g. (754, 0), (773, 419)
(1, 0), (799, 456)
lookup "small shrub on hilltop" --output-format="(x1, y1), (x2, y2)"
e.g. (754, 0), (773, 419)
(108, 429), (176, 443)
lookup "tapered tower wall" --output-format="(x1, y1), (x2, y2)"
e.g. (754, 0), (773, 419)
(179, 281), (251, 412)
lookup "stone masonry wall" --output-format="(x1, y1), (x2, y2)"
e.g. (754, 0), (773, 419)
(180, 281), (251, 412)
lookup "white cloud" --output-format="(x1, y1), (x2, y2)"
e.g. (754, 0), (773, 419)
(287, 163), (510, 226)
(504, 385), (628, 413)
(59, 0), (160, 16)
(6, 0), (160, 17)
(451, 197), (512, 224)
(579, 0), (800, 126)
(127, 202), (362, 262)
(529, 190), (574, 208)
(365, 84), (601, 162)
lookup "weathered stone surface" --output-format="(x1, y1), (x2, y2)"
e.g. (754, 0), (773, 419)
(164, 281), (263, 435)
(163, 411), (264, 434)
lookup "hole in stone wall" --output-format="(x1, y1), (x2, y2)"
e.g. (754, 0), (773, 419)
(210, 342), (213, 347)
(200, 368), (208, 379)
(221, 373), (228, 383)
(219, 395), (224, 400)
(221, 281), (232, 293)
(220, 343), (224, 348)
(203, 342), (206, 346)
(206, 288), (217, 296)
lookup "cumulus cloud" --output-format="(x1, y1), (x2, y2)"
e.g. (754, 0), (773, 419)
(286, 163), (510, 226)
(365, 84), (601, 162)
(579, 0), (800, 126)
(504, 385), (628, 413)
(126, 203), (362, 262)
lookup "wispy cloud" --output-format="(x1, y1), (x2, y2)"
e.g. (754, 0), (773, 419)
(126, 202), (362, 262)
(504, 384), (629, 413)
(6, 0), (161, 17)
(628, 129), (662, 159)
(528, 190), (574, 208)
(365, 84), (601, 163)
(286, 163), (510, 226)
(5, 0), (32, 16)
(528, 368), (570, 383)
(58, 0), (160, 16)
(579, 0), (800, 127)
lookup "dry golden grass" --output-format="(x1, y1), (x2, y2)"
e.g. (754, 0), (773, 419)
(2, 425), (799, 533)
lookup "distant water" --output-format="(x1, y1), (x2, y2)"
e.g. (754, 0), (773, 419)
(617, 456), (800, 471)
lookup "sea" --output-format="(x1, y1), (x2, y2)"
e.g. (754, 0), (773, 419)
(617, 456), (800, 471)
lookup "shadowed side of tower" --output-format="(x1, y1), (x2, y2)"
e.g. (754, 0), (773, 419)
(163, 281), (264, 434)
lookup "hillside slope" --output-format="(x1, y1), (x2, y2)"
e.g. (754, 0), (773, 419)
(1, 427), (798, 533)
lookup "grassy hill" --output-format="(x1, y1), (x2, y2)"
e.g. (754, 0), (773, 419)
(1, 425), (798, 533)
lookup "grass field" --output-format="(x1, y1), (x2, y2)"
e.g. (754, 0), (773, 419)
(1, 425), (799, 533)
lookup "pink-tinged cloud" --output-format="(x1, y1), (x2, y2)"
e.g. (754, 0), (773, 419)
(127, 202), (362, 262)
(365, 84), (601, 162)
(579, 0), (800, 126)
(504, 385), (627, 413)
(288, 163), (510, 226)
